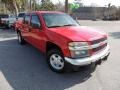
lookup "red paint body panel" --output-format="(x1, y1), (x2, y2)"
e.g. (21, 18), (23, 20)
(15, 11), (107, 58)
(48, 26), (106, 42)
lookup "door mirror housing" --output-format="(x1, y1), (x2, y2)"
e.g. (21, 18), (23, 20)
(16, 17), (18, 20)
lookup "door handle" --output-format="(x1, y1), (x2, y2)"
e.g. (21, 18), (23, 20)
(29, 27), (32, 32)
(29, 28), (31, 31)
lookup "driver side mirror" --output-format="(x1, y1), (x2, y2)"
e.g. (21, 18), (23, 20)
(16, 17), (18, 20)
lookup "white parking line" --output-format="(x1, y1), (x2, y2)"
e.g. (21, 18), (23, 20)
(0, 37), (17, 41)
(0, 71), (13, 90)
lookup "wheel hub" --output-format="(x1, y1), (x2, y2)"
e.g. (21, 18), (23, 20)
(50, 54), (64, 70)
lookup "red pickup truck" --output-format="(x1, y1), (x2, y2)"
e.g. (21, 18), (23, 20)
(15, 11), (110, 73)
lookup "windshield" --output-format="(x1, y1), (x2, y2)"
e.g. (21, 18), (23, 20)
(43, 13), (79, 28)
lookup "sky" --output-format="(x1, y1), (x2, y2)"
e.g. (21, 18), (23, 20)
(51, 0), (120, 6)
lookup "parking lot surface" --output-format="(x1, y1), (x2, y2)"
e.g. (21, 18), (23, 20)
(0, 21), (120, 90)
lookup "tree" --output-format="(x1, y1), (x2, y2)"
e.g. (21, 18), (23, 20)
(0, 0), (7, 14)
(0, 0), (56, 14)
(65, 0), (68, 13)
(41, 0), (50, 4)
(1, 0), (28, 15)
(1, 0), (18, 15)
(55, 2), (65, 12)
(37, 0), (55, 11)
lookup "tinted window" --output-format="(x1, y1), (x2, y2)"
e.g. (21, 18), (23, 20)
(24, 15), (30, 24)
(18, 13), (25, 17)
(31, 15), (41, 28)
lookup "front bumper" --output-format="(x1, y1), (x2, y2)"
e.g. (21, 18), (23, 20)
(65, 45), (110, 66)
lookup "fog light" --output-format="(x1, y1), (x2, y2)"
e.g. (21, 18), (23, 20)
(71, 50), (90, 59)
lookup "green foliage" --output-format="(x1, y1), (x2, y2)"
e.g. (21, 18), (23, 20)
(70, 3), (80, 10)
(0, 0), (28, 13)
(37, 2), (56, 11)
(0, 0), (56, 14)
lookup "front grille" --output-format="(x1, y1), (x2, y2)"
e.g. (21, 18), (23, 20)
(91, 37), (107, 53)
(92, 43), (107, 52)
(91, 37), (107, 45)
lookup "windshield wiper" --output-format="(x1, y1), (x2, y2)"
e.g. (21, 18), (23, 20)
(63, 24), (76, 26)
(48, 24), (76, 28)
(48, 25), (62, 28)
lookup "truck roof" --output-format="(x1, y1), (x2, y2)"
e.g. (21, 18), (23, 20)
(28, 11), (64, 14)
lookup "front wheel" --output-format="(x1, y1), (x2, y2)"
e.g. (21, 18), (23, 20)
(47, 49), (66, 73)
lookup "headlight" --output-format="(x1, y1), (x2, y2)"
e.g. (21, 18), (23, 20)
(69, 42), (90, 58)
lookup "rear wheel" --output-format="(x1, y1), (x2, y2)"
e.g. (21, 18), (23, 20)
(47, 49), (66, 73)
(17, 31), (25, 45)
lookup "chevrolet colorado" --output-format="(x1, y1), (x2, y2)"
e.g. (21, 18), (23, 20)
(15, 11), (110, 73)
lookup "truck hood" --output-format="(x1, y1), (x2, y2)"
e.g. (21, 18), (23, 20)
(48, 26), (106, 41)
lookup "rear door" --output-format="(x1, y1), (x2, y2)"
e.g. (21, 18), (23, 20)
(21, 14), (31, 42)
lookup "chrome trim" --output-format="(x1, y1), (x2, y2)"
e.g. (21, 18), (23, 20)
(69, 46), (90, 50)
(65, 45), (110, 66)
(91, 40), (107, 49)
(69, 40), (107, 50)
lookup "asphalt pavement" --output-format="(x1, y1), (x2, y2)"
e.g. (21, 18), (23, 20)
(0, 21), (120, 90)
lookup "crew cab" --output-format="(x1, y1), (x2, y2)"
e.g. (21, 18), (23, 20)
(15, 11), (110, 73)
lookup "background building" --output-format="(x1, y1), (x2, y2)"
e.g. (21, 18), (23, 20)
(72, 6), (118, 20)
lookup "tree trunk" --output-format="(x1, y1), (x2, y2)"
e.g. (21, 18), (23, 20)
(3, 3), (6, 14)
(13, 1), (19, 16)
(30, 0), (32, 11)
(65, 0), (68, 13)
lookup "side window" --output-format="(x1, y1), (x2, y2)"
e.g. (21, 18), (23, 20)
(30, 15), (41, 29)
(24, 15), (30, 24)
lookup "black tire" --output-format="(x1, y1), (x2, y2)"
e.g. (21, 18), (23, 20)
(5, 25), (9, 29)
(17, 31), (25, 45)
(47, 49), (66, 73)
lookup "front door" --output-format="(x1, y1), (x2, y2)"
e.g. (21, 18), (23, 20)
(29, 14), (46, 52)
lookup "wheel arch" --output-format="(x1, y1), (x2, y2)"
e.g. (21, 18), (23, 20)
(46, 41), (63, 54)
